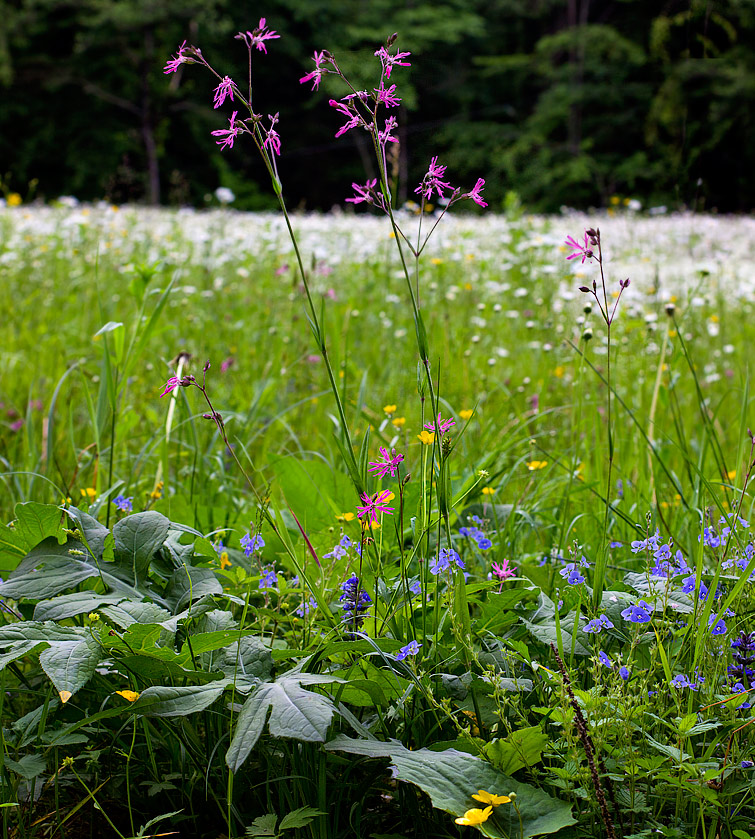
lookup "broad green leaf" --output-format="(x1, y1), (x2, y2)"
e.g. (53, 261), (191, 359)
(325, 736), (575, 838)
(247, 813), (278, 836)
(521, 618), (590, 656)
(0, 641), (45, 670)
(14, 502), (64, 551)
(165, 566), (223, 612)
(4, 754), (46, 780)
(0, 556), (99, 601)
(34, 592), (124, 621)
(100, 601), (171, 629)
(113, 511), (170, 585)
(213, 637), (273, 683)
(0, 522), (29, 571)
(279, 806), (326, 830)
(226, 672), (343, 772)
(134, 681), (229, 717)
(484, 726), (549, 775)
(39, 634), (102, 699)
(64, 506), (110, 559)
(623, 572), (693, 614)
(0, 622), (85, 645)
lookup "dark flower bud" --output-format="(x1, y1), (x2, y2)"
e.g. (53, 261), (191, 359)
(204, 360), (211, 372)
(582, 327), (593, 341)
(620, 278), (630, 288)
(665, 302), (676, 316)
(387, 33), (398, 47)
(579, 286), (591, 293)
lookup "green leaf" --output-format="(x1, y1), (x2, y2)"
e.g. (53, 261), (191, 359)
(226, 672), (343, 772)
(0, 541), (100, 600)
(164, 566), (223, 612)
(34, 592), (124, 621)
(279, 806), (326, 830)
(65, 506), (110, 559)
(213, 637), (273, 683)
(246, 813), (278, 837)
(4, 754), (46, 780)
(623, 572), (693, 613)
(112, 511), (170, 585)
(0, 641), (46, 670)
(100, 601), (171, 629)
(522, 617), (590, 656)
(14, 502), (64, 551)
(0, 622), (85, 645)
(325, 737), (575, 838)
(134, 681), (229, 717)
(484, 726), (549, 774)
(39, 634), (102, 700)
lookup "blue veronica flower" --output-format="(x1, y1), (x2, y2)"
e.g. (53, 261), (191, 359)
(609, 541), (623, 549)
(621, 600), (652, 624)
(241, 533), (265, 556)
(598, 651), (612, 668)
(409, 579), (422, 595)
(709, 613), (727, 636)
(259, 568), (278, 590)
(396, 640), (421, 661)
(559, 562), (585, 585)
(113, 494), (133, 512)
(476, 537), (493, 550)
(619, 666), (630, 680)
(741, 760), (754, 769)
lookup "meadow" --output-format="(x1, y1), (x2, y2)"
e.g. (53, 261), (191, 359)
(1, 199), (755, 839)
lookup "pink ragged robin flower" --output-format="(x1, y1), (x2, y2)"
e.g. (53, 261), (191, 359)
(237, 19), (280, 54)
(263, 113), (281, 157)
(164, 40), (189, 74)
(374, 46), (411, 79)
(424, 412), (456, 435)
(464, 178), (487, 208)
(300, 50), (330, 91)
(159, 377), (180, 397)
(356, 490), (395, 525)
(374, 82), (401, 107)
(415, 156), (453, 201)
(345, 179), (378, 206)
(565, 232), (593, 264)
(378, 116), (399, 148)
(492, 559), (516, 581)
(212, 76), (235, 109)
(211, 111), (242, 151)
(368, 447), (404, 479)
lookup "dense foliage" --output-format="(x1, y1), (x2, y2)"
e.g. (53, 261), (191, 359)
(2, 0), (755, 211)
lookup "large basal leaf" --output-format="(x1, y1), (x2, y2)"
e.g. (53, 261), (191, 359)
(226, 672), (343, 772)
(0, 622), (86, 645)
(100, 601), (172, 629)
(325, 736), (575, 838)
(198, 635), (273, 684)
(13, 502), (64, 552)
(39, 635), (102, 702)
(113, 511), (170, 585)
(623, 572), (693, 614)
(164, 566), (223, 613)
(0, 641), (46, 670)
(521, 617), (590, 656)
(64, 506), (110, 559)
(134, 681), (229, 717)
(0, 540), (100, 601)
(34, 592), (124, 621)
(484, 726), (550, 775)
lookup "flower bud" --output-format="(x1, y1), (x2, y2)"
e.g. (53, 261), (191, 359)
(665, 302), (676, 317)
(582, 327), (593, 341)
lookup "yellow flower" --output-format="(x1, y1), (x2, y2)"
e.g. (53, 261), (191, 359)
(481, 487), (495, 496)
(219, 551), (232, 570)
(610, 195), (621, 205)
(455, 807), (492, 826)
(7, 193), (22, 207)
(116, 690), (140, 702)
(727, 470), (737, 481)
(527, 460), (548, 471)
(150, 481), (164, 500)
(383, 404), (397, 415)
(431, 257), (443, 265)
(473, 790), (512, 806)
(464, 282), (472, 290)
(337, 511), (356, 522)
(88, 612), (100, 622)
(382, 491), (395, 503)
(391, 416), (406, 427)
(417, 430), (435, 445)
(459, 409), (474, 421)
(553, 366), (565, 378)
(80, 487), (97, 501)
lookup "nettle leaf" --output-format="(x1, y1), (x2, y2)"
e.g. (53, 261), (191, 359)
(34, 592), (124, 621)
(4, 754), (46, 780)
(226, 672), (344, 772)
(39, 634), (102, 701)
(521, 617), (590, 656)
(325, 737), (575, 838)
(113, 512), (170, 585)
(134, 680), (229, 717)
(247, 813), (278, 836)
(484, 726), (550, 774)
(279, 806), (326, 830)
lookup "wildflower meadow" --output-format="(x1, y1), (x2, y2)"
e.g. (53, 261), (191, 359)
(2, 20), (755, 839)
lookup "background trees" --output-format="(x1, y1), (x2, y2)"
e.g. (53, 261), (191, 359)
(1, 0), (752, 211)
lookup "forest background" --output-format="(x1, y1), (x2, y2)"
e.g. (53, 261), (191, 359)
(1, 0), (753, 213)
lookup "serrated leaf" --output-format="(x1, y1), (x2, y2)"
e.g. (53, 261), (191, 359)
(134, 681), (229, 717)
(34, 592), (124, 621)
(112, 512), (170, 585)
(227, 672), (343, 772)
(484, 726), (549, 774)
(39, 634), (102, 698)
(246, 813), (278, 836)
(325, 737), (575, 838)
(279, 806), (326, 830)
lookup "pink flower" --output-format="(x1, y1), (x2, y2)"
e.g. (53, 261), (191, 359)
(213, 76), (235, 109)
(375, 46), (411, 79)
(164, 40), (188, 74)
(238, 19), (280, 54)
(329, 97), (366, 138)
(211, 111), (241, 151)
(424, 412), (456, 435)
(368, 447), (405, 479)
(374, 82), (401, 107)
(356, 490), (395, 524)
(9, 419), (24, 432)
(464, 178), (487, 208)
(159, 376), (180, 397)
(378, 116), (399, 148)
(263, 113), (281, 156)
(415, 156), (453, 201)
(345, 179), (378, 205)
(492, 559), (516, 581)
(300, 51), (329, 91)
(565, 232), (593, 264)
(220, 357), (234, 373)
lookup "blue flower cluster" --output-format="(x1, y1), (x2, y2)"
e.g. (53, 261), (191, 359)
(459, 515), (494, 551)
(241, 532), (265, 556)
(339, 574), (371, 630)
(113, 494), (133, 512)
(621, 600), (653, 624)
(729, 630), (755, 708)
(430, 547), (465, 575)
(670, 672), (705, 691)
(559, 556), (589, 586)
(324, 533), (362, 560)
(259, 568), (278, 590)
(396, 640), (421, 661)
(583, 614), (614, 634)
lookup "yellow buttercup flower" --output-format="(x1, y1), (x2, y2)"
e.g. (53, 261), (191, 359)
(459, 409), (474, 421)
(417, 430), (435, 445)
(80, 487), (97, 501)
(391, 416), (406, 427)
(431, 257), (443, 265)
(727, 470), (737, 481)
(473, 790), (512, 806)
(7, 193), (22, 207)
(554, 366), (565, 378)
(455, 807), (492, 826)
(527, 460), (548, 471)
(481, 487), (495, 496)
(383, 404), (397, 415)
(116, 690), (140, 702)
(337, 511), (356, 522)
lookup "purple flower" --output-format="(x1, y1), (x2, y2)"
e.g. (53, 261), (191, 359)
(113, 495), (133, 513)
(295, 596), (317, 618)
(415, 156), (453, 201)
(159, 376), (181, 397)
(164, 40), (189, 74)
(300, 51), (329, 91)
(241, 533), (265, 556)
(340, 575), (371, 632)
(262, 113), (281, 157)
(346, 179), (379, 206)
(621, 600), (652, 624)
(619, 666), (630, 681)
(742, 760), (754, 769)
(329, 96), (367, 138)
(259, 568), (278, 590)
(378, 116), (399, 147)
(609, 541), (623, 548)
(374, 82), (401, 107)
(464, 178), (487, 208)
(211, 111), (242, 151)
(565, 232), (593, 264)
(374, 46), (412, 79)
(237, 19), (279, 54)
(492, 559), (516, 581)
(409, 579), (422, 596)
(424, 412), (456, 435)
(430, 547), (464, 575)
(212, 76), (235, 109)
(559, 562), (585, 586)
(583, 614), (614, 634)
(368, 447), (404, 479)
(356, 490), (394, 524)
(709, 613), (728, 636)
(477, 537), (493, 551)
(598, 651), (612, 668)
(396, 640), (421, 661)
